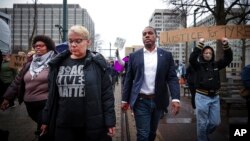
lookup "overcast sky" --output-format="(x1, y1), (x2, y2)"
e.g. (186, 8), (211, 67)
(0, 0), (166, 48)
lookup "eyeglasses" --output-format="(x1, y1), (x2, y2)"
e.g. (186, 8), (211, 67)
(33, 44), (46, 48)
(68, 39), (86, 45)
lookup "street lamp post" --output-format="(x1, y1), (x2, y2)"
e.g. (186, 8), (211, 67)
(55, 0), (67, 43)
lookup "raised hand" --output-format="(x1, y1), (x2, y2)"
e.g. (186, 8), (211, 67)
(199, 38), (205, 43)
(115, 49), (119, 57)
(221, 37), (228, 45)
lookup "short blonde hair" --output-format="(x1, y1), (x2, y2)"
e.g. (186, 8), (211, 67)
(68, 25), (90, 40)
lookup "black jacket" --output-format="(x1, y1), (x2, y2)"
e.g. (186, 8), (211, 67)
(42, 50), (116, 140)
(189, 42), (233, 95)
(185, 65), (196, 88)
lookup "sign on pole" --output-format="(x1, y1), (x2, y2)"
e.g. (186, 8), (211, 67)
(114, 37), (126, 50)
(160, 25), (250, 44)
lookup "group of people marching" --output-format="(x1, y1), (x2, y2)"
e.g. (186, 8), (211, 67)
(1, 25), (249, 141)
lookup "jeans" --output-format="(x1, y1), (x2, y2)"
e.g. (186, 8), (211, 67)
(195, 93), (221, 141)
(133, 97), (162, 141)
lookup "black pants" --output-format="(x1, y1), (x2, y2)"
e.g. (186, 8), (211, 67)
(25, 100), (47, 125)
(189, 86), (196, 109)
(25, 100), (50, 141)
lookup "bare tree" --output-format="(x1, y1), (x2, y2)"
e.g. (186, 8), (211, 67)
(163, 0), (250, 81)
(28, 0), (38, 51)
(232, 0), (250, 68)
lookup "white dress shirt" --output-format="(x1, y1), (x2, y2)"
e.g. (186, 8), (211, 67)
(140, 47), (157, 95)
(139, 47), (180, 103)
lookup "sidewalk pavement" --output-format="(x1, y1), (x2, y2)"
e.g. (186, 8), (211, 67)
(158, 96), (230, 141)
(0, 102), (37, 141)
(0, 82), (248, 141)
(114, 82), (248, 141)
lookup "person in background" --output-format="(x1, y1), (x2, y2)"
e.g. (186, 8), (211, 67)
(0, 35), (57, 141)
(0, 53), (17, 107)
(185, 64), (196, 114)
(108, 60), (118, 92)
(40, 25), (116, 141)
(0, 50), (9, 141)
(189, 37), (233, 141)
(27, 50), (36, 58)
(25, 50), (36, 63)
(121, 26), (180, 141)
(240, 64), (250, 127)
(115, 49), (129, 85)
(247, 91), (250, 127)
(115, 49), (134, 116)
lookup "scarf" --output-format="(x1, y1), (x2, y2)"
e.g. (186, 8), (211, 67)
(29, 50), (55, 80)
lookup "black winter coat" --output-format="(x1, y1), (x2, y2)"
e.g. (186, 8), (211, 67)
(189, 43), (233, 92)
(42, 50), (116, 140)
(185, 65), (196, 88)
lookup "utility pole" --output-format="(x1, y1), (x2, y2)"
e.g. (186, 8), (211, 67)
(100, 42), (116, 59)
(63, 0), (68, 42)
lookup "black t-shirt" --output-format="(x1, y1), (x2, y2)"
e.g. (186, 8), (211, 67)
(56, 57), (86, 127)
